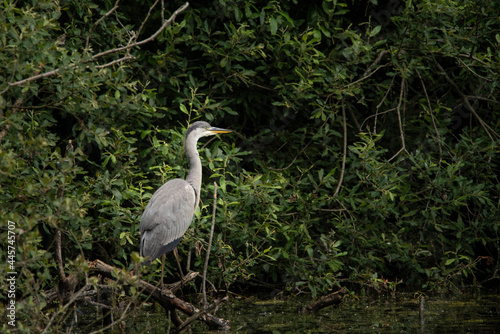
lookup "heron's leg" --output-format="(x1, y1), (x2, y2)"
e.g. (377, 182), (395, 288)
(160, 253), (166, 292)
(173, 248), (185, 280)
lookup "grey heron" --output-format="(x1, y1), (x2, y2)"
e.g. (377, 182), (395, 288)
(139, 121), (232, 287)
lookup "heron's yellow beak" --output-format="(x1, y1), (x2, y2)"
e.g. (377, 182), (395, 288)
(208, 127), (232, 134)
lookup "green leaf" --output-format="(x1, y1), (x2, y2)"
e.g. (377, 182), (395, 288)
(270, 17), (278, 35)
(445, 258), (456, 266)
(180, 104), (189, 115)
(370, 25), (382, 37)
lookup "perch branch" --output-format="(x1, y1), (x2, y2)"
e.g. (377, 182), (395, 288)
(90, 259), (229, 330)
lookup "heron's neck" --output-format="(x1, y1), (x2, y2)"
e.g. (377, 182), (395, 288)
(185, 135), (202, 207)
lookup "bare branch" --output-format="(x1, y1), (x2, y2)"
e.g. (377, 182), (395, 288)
(1, 67), (62, 94)
(0, 2), (190, 95)
(91, 2), (189, 60)
(95, 55), (136, 69)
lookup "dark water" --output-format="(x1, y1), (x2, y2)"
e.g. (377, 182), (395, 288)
(218, 294), (500, 333)
(133, 293), (500, 333)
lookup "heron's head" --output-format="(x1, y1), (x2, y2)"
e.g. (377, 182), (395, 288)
(186, 121), (232, 140)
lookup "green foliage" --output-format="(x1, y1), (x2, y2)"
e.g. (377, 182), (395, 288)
(1, 0), (500, 331)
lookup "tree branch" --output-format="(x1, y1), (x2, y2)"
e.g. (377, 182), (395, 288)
(90, 2), (189, 60)
(0, 2), (190, 95)
(95, 55), (136, 69)
(435, 62), (499, 142)
(90, 259), (230, 330)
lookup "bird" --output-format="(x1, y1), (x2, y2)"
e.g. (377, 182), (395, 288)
(139, 121), (232, 287)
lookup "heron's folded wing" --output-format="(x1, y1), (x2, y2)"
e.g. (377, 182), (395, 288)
(139, 179), (197, 262)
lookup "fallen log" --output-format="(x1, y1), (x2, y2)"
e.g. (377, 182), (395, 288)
(298, 287), (346, 313)
(90, 259), (230, 330)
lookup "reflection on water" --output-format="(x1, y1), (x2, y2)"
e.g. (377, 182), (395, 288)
(134, 294), (500, 333)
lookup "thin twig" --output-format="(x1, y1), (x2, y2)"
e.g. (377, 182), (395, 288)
(133, 0), (160, 44)
(458, 53), (497, 76)
(346, 50), (389, 89)
(369, 76), (395, 133)
(41, 285), (93, 334)
(396, 77), (406, 150)
(87, 299), (135, 334)
(361, 107), (396, 131)
(177, 296), (227, 334)
(346, 104), (361, 131)
(333, 105), (347, 198)
(416, 69), (442, 163)
(386, 77), (407, 163)
(465, 96), (500, 105)
(85, 0), (121, 50)
(435, 62), (499, 142)
(456, 58), (491, 82)
(203, 182), (217, 309)
(346, 64), (388, 88)
(363, 50), (389, 77)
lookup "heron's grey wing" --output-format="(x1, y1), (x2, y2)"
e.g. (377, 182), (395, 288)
(139, 179), (197, 263)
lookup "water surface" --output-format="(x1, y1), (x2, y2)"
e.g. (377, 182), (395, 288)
(135, 293), (500, 333)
